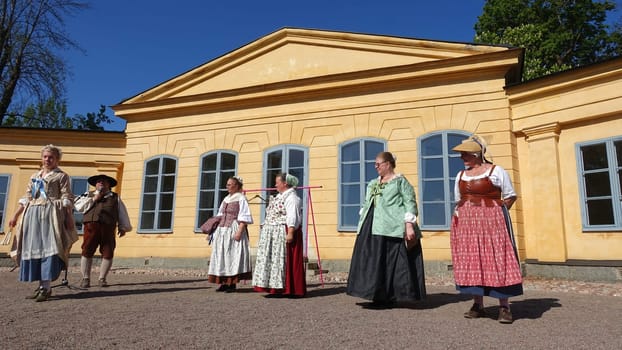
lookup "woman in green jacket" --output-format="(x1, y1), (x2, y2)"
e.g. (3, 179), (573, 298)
(346, 151), (426, 308)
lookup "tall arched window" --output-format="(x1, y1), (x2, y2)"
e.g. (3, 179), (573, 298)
(0, 174), (10, 232)
(338, 138), (385, 231)
(71, 176), (89, 233)
(139, 156), (177, 232)
(195, 151), (237, 231)
(263, 145), (307, 199)
(577, 137), (622, 230)
(262, 145), (308, 241)
(418, 131), (468, 230)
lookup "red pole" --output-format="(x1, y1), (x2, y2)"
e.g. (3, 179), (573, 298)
(307, 188), (324, 287)
(243, 185), (323, 193)
(243, 185), (324, 287)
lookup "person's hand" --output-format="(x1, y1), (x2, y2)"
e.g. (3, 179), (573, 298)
(93, 191), (103, 202)
(233, 231), (242, 241)
(8, 217), (17, 228)
(118, 231), (126, 237)
(405, 224), (416, 241)
(286, 232), (294, 244)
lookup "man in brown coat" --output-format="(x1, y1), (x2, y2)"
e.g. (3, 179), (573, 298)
(74, 174), (132, 288)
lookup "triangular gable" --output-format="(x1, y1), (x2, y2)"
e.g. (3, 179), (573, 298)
(122, 28), (512, 104)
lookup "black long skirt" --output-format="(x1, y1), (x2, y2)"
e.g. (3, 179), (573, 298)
(346, 205), (426, 303)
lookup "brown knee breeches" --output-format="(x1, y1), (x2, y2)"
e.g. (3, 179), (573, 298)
(81, 222), (116, 259)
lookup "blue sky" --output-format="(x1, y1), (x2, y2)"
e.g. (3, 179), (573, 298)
(64, 1), (489, 131)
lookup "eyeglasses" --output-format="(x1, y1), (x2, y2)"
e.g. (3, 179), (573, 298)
(374, 161), (387, 167)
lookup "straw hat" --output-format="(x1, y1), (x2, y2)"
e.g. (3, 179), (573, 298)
(452, 135), (492, 162)
(452, 139), (484, 153)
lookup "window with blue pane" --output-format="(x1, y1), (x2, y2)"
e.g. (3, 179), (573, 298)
(418, 131), (468, 230)
(264, 146), (307, 199)
(262, 145), (308, 230)
(338, 139), (385, 231)
(577, 138), (622, 230)
(139, 156), (177, 232)
(0, 175), (9, 232)
(196, 151), (237, 231)
(71, 177), (90, 233)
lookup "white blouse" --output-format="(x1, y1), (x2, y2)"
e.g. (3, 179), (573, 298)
(283, 188), (302, 229)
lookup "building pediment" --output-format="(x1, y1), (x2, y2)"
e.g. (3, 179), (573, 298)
(120, 28), (514, 106)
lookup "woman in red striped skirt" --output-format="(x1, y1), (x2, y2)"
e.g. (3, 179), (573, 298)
(450, 135), (522, 324)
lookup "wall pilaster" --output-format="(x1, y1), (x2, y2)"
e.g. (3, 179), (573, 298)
(522, 122), (567, 262)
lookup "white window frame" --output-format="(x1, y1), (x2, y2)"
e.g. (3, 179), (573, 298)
(195, 150), (238, 232)
(138, 155), (178, 233)
(418, 131), (469, 230)
(0, 174), (10, 233)
(337, 138), (386, 231)
(576, 137), (622, 231)
(261, 145), (308, 249)
(71, 176), (90, 234)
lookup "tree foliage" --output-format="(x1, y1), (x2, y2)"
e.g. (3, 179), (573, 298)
(3, 98), (112, 130)
(474, 0), (622, 80)
(0, 0), (88, 126)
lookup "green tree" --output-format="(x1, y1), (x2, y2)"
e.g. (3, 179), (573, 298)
(475, 0), (622, 80)
(0, 0), (88, 125)
(3, 98), (112, 130)
(72, 105), (113, 131)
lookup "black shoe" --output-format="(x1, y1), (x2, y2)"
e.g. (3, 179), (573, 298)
(216, 284), (228, 292)
(264, 293), (285, 298)
(360, 300), (395, 309)
(224, 284), (236, 293)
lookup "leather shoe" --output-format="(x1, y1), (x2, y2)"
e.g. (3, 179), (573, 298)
(498, 307), (513, 324)
(80, 278), (90, 288)
(464, 303), (486, 318)
(35, 288), (52, 302)
(216, 284), (228, 292)
(98, 278), (108, 287)
(25, 287), (43, 299)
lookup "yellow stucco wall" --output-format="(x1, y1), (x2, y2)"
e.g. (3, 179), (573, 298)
(110, 29), (524, 262)
(114, 77), (519, 262)
(0, 129), (126, 256)
(509, 58), (622, 262)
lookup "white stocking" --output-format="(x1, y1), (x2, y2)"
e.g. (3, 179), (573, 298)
(80, 256), (92, 279)
(99, 258), (113, 280)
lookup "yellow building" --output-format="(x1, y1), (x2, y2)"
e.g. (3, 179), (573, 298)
(1, 29), (621, 280)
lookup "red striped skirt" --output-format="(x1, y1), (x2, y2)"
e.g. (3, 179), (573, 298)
(450, 202), (522, 287)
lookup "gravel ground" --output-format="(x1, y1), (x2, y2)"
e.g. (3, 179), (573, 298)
(1, 267), (620, 350)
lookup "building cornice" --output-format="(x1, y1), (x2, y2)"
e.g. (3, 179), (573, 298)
(520, 122), (561, 141)
(506, 58), (622, 104)
(113, 49), (522, 120)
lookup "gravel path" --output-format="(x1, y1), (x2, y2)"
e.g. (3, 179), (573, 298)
(1, 267), (620, 349)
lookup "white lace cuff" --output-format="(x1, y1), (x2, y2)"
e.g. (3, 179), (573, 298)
(404, 212), (417, 224)
(62, 198), (73, 208)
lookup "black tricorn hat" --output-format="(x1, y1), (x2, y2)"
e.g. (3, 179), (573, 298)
(88, 174), (118, 188)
